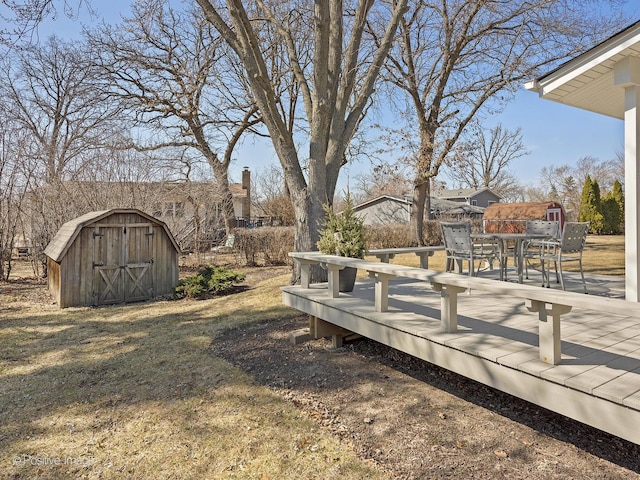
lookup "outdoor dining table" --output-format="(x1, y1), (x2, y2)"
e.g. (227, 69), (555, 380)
(472, 232), (553, 284)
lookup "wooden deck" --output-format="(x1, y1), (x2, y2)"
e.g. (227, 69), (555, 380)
(282, 270), (640, 445)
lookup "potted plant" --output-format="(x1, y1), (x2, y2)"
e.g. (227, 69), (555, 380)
(317, 193), (366, 292)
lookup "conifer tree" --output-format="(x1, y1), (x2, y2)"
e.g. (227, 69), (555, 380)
(579, 175), (604, 233)
(612, 180), (625, 227)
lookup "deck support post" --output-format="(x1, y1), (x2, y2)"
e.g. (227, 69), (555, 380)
(368, 271), (397, 312)
(309, 316), (351, 348)
(432, 283), (467, 332)
(526, 300), (572, 365)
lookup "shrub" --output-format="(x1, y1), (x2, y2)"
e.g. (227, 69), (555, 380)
(363, 220), (453, 249)
(175, 265), (246, 299)
(317, 193), (365, 258)
(233, 227), (295, 266)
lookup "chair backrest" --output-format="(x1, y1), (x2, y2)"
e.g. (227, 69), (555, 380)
(525, 220), (559, 239)
(441, 222), (472, 253)
(560, 222), (589, 253)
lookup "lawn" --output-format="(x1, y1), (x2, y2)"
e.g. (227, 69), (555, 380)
(0, 265), (383, 479)
(0, 235), (627, 478)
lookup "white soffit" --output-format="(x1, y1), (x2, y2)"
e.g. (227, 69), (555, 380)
(525, 21), (640, 120)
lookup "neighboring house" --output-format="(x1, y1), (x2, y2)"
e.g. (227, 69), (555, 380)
(437, 187), (501, 208)
(22, 168), (253, 254)
(353, 195), (412, 225)
(353, 195), (485, 225)
(430, 197), (486, 218)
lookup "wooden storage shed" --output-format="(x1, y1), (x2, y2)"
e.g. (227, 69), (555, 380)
(482, 201), (565, 234)
(44, 209), (180, 308)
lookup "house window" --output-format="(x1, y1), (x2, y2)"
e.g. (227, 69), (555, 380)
(471, 200), (478, 206)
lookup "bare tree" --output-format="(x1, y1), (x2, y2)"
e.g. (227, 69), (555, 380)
(0, 0), (93, 49)
(0, 35), (123, 269)
(352, 162), (413, 204)
(378, 0), (628, 244)
(1, 35), (120, 182)
(195, 0), (409, 280)
(0, 115), (35, 280)
(253, 164), (295, 226)
(445, 123), (527, 201)
(89, 0), (263, 235)
(526, 156), (623, 220)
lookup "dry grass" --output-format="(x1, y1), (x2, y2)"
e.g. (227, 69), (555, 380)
(0, 235), (626, 478)
(0, 267), (383, 479)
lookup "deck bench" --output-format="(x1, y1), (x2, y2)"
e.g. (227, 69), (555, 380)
(289, 251), (639, 366)
(366, 245), (445, 269)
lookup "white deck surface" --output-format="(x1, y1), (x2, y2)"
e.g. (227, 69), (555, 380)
(282, 268), (640, 444)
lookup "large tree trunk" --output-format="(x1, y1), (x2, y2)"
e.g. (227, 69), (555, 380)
(410, 181), (426, 246)
(205, 157), (237, 235)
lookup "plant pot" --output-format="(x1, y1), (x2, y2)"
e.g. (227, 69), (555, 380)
(339, 266), (358, 292)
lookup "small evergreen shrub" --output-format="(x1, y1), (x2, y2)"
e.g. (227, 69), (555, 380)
(175, 265), (246, 299)
(317, 193), (366, 258)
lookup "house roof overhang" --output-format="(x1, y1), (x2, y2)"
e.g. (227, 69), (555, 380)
(524, 20), (640, 120)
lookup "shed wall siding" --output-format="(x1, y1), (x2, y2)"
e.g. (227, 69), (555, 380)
(47, 259), (61, 306)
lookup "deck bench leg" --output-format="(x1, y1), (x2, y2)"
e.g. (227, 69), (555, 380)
(374, 253), (395, 263)
(300, 261), (312, 288)
(368, 271), (397, 312)
(526, 300), (572, 365)
(432, 283), (467, 333)
(416, 252), (434, 269)
(324, 263), (344, 298)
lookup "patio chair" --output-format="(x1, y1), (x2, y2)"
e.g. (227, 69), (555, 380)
(523, 220), (560, 279)
(441, 222), (503, 278)
(211, 234), (235, 253)
(535, 222), (589, 293)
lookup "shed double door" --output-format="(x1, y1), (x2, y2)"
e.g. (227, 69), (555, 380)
(92, 223), (155, 305)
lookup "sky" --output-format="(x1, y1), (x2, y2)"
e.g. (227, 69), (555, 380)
(16, 0), (640, 191)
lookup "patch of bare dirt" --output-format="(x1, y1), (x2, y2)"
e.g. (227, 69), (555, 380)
(212, 315), (640, 479)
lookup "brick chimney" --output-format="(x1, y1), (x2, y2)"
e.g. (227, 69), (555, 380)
(242, 167), (251, 219)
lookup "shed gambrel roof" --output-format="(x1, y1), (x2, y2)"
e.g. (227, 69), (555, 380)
(44, 209), (180, 263)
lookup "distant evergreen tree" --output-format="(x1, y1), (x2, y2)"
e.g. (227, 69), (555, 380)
(612, 179), (624, 228)
(579, 175), (604, 233)
(602, 194), (621, 233)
